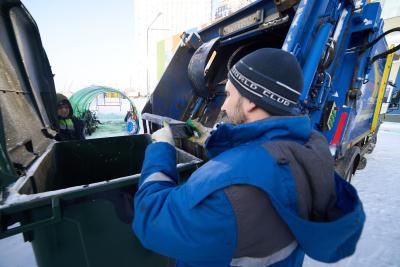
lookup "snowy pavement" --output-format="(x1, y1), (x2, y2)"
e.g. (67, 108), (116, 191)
(0, 122), (399, 267)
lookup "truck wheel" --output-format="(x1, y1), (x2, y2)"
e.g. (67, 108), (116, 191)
(357, 156), (367, 170)
(366, 135), (377, 154)
(344, 163), (355, 182)
(337, 146), (361, 183)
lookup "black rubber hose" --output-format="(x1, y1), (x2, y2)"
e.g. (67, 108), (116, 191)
(371, 43), (400, 62)
(362, 27), (400, 51)
(360, 27), (400, 63)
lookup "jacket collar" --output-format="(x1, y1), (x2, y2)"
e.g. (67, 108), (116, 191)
(205, 116), (312, 158)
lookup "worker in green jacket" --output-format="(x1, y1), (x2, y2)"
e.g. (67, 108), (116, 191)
(55, 93), (85, 141)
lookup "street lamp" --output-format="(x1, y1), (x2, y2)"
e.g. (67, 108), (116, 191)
(146, 12), (163, 97)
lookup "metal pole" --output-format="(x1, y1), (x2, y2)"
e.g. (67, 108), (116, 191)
(146, 12), (162, 97)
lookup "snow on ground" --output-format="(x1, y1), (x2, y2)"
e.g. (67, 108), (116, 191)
(86, 121), (128, 139)
(0, 122), (399, 267)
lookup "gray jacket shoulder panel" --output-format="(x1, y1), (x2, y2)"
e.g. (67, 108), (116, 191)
(224, 185), (295, 258)
(263, 131), (341, 221)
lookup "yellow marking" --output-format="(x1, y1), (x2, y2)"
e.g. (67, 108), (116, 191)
(204, 51), (217, 76)
(371, 44), (395, 133)
(105, 92), (120, 98)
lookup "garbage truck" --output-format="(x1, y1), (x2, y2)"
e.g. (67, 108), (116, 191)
(142, 0), (400, 181)
(0, 0), (398, 266)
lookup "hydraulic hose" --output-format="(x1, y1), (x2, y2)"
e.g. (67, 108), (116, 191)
(361, 27), (400, 62)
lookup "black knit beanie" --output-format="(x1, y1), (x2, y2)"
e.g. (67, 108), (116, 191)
(228, 48), (304, 115)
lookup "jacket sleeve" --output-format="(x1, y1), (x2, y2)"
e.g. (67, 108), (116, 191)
(133, 142), (236, 263)
(73, 117), (86, 140)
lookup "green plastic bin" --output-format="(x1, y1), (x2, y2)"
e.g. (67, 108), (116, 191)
(0, 2), (201, 266)
(0, 134), (201, 267)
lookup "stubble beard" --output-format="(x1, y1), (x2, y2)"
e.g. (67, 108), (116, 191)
(222, 96), (247, 125)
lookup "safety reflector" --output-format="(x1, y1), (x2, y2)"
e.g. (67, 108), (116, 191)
(330, 112), (348, 145)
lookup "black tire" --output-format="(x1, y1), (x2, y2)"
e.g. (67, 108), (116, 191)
(366, 135), (377, 154)
(344, 166), (354, 182)
(336, 146), (361, 183)
(357, 156), (367, 170)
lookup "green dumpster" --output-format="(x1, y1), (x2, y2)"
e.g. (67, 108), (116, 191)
(0, 1), (202, 266)
(1, 135), (200, 267)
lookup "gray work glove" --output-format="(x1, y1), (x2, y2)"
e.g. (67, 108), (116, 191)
(151, 121), (175, 146)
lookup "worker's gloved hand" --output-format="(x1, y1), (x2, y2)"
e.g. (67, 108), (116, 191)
(152, 121), (175, 146)
(187, 119), (212, 146)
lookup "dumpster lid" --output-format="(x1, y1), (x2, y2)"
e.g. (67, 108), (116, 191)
(0, 0), (58, 192)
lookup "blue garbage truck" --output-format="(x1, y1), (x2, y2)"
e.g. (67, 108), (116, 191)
(0, 0), (399, 266)
(142, 0), (400, 181)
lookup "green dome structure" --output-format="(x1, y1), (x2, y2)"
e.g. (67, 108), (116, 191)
(69, 86), (139, 134)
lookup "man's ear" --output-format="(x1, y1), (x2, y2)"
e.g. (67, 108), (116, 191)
(243, 99), (257, 113)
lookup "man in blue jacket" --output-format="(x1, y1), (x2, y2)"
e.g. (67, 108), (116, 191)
(133, 48), (365, 266)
